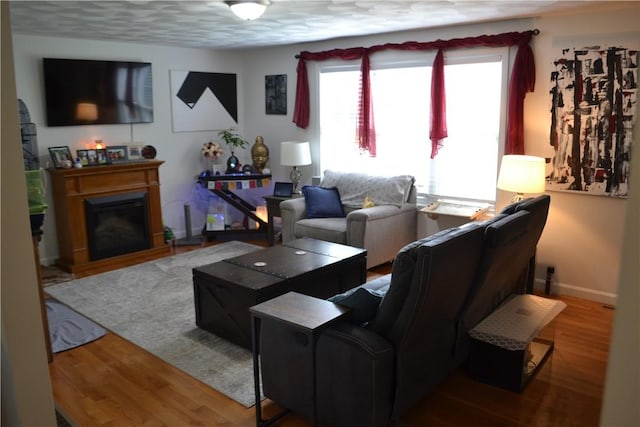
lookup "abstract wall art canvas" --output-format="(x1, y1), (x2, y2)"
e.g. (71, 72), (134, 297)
(170, 70), (238, 132)
(547, 45), (637, 197)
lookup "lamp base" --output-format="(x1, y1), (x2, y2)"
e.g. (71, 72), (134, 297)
(290, 166), (302, 194)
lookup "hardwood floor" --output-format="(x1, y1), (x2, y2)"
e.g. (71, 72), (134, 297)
(49, 240), (614, 426)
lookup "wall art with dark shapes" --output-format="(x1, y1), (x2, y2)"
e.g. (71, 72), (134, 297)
(548, 45), (637, 198)
(170, 70), (238, 132)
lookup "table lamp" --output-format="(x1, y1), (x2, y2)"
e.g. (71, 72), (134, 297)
(497, 155), (546, 202)
(281, 141), (311, 194)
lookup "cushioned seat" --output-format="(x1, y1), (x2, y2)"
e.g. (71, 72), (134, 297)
(281, 170), (417, 268)
(295, 217), (347, 243)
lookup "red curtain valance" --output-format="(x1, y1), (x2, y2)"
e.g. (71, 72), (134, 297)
(293, 29), (538, 156)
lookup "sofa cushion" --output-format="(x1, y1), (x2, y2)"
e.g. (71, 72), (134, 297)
(328, 287), (385, 325)
(295, 218), (347, 244)
(321, 170), (414, 208)
(302, 185), (346, 218)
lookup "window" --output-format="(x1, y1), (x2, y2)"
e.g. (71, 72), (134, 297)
(318, 51), (506, 204)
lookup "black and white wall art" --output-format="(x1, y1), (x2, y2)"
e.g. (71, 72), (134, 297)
(170, 70), (238, 132)
(548, 45), (637, 197)
(265, 74), (287, 115)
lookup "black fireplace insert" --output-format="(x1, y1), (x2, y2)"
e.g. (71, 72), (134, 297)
(85, 192), (150, 261)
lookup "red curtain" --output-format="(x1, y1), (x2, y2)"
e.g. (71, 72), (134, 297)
(293, 30), (538, 156)
(430, 49), (447, 158)
(357, 53), (376, 156)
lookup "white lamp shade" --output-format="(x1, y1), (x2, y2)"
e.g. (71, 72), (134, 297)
(281, 141), (311, 166)
(497, 155), (546, 194)
(228, 1), (269, 20)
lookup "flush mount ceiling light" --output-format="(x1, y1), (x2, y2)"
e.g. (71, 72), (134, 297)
(225, 0), (270, 21)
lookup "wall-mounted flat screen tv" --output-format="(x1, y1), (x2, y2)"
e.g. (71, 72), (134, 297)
(43, 58), (154, 126)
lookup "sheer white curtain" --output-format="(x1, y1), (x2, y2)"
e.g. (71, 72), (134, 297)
(319, 52), (505, 203)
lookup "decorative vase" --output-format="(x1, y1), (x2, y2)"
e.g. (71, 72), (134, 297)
(226, 153), (240, 174)
(251, 136), (269, 174)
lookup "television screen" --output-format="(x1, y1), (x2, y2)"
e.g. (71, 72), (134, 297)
(43, 58), (154, 126)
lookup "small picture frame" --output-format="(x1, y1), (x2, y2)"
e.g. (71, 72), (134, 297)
(106, 145), (128, 163)
(127, 145), (142, 160)
(48, 146), (73, 168)
(86, 149), (98, 166)
(96, 149), (108, 165)
(76, 149), (89, 166)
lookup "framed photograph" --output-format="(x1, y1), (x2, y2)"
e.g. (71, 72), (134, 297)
(106, 145), (128, 163)
(86, 149), (98, 166)
(76, 149), (89, 166)
(48, 146), (73, 168)
(128, 145), (142, 160)
(96, 149), (108, 165)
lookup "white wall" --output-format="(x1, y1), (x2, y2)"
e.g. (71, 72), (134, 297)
(12, 35), (250, 263)
(239, 5), (639, 305)
(12, 3), (639, 304)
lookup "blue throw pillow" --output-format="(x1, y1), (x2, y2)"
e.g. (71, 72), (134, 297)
(302, 186), (345, 218)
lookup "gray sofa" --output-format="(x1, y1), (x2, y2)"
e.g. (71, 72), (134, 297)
(260, 195), (551, 426)
(280, 170), (417, 269)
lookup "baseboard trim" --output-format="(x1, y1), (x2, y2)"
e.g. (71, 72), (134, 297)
(534, 278), (617, 306)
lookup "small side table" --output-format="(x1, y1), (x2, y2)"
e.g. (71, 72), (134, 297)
(263, 194), (301, 246)
(250, 292), (349, 427)
(468, 294), (566, 392)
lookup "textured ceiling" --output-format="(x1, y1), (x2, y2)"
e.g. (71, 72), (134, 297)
(8, 1), (621, 50)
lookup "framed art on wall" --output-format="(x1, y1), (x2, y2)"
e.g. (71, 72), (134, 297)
(265, 74), (287, 115)
(547, 45), (637, 198)
(170, 70), (238, 132)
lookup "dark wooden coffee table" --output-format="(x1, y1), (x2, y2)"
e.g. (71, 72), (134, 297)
(192, 238), (367, 348)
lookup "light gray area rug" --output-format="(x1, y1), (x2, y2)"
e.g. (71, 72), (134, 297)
(45, 241), (263, 407)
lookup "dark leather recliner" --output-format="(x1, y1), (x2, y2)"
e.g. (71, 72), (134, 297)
(258, 197), (549, 426)
(261, 223), (487, 426)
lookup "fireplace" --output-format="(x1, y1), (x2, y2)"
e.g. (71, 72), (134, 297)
(85, 192), (150, 261)
(49, 160), (170, 276)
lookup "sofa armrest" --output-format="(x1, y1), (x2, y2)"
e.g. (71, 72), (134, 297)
(346, 204), (417, 263)
(316, 322), (395, 427)
(280, 197), (307, 243)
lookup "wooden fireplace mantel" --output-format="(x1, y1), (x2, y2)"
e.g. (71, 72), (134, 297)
(48, 160), (170, 277)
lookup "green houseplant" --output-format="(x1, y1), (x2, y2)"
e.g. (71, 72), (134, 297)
(218, 129), (248, 155)
(218, 129), (247, 173)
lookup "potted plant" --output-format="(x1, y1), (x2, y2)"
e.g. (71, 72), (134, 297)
(218, 129), (248, 155)
(218, 129), (248, 174)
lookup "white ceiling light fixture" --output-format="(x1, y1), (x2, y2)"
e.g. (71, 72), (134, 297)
(225, 1), (270, 21)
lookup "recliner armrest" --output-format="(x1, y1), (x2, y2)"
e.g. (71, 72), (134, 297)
(316, 322), (395, 427)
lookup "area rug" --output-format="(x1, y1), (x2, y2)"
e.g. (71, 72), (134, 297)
(46, 299), (106, 353)
(45, 241), (264, 407)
